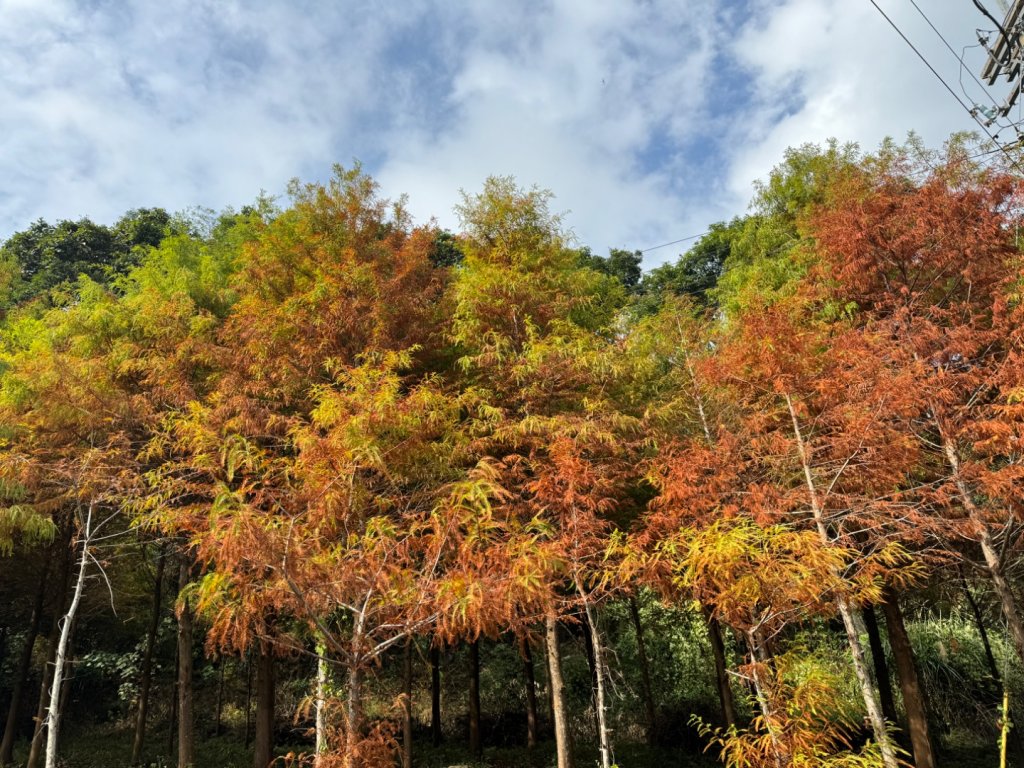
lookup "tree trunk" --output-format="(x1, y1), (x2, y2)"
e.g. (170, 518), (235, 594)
(468, 640), (482, 759)
(402, 639), (413, 768)
(345, 663), (362, 751)
(131, 546), (165, 765)
(962, 576), (1002, 684)
(244, 653), (252, 748)
(520, 636), (538, 751)
(786, 393), (900, 768)
(176, 560), (194, 768)
(862, 605), (898, 727)
(215, 661), (226, 737)
(629, 597), (659, 742)
(44, 504), (93, 768)
(430, 644), (442, 747)
(167, 636), (179, 757)
(27, 526), (74, 768)
(582, 598), (612, 768)
(880, 589), (936, 768)
(0, 560), (49, 766)
(704, 610), (736, 729)
(941, 433), (1024, 663)
(253, 641), (275, 768)
(315, 641), (328, 764)
(748, 630), (784, 768)
(545, 611), (574, 768)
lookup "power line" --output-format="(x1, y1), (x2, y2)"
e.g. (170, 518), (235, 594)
(908, 0), (1002, 111)
(639, 232), (706, 254)
(867, 0), (1024, 175)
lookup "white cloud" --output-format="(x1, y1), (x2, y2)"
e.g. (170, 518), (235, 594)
(725, 0), (998, 202)
(0, 0), (1005, 268)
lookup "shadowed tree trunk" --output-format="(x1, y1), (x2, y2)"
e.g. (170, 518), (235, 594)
(704, 611), (736, 729)
(863, 605), (898, 727)
(430, 644), (442, 747)
(545, 611), (574, 768)
(468, 640), (481, 759)
(881, 589), (936, 768)
(0, 560), (49, 766)
(131, 546), (165, 765)
(520, 636), (538, 752)
(963, 576), (1002, 685)
(629, 597), (658, 742)
(176, 559), (194, 768)
(253, 641), (275, 768)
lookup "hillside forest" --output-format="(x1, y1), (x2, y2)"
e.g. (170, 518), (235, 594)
(2, 134), (1024, 768)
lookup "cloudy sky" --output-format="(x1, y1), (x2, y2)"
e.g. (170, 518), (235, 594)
(0, 0), (1014, 265)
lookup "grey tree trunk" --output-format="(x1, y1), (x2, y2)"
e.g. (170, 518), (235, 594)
(545, 611), (574, 768)
(44, 504), (93, 768)
(26, 527), (74, 768)
(941, 434), (1024, 663)
(786, 393), (899, 768)
(582, 598), (612, 768)
(314, 641), (328, 765)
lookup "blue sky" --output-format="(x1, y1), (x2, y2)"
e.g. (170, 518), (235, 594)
(0, 0), (1009, 265)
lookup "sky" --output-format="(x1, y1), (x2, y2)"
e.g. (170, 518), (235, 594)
(0, 0), (1015, 266)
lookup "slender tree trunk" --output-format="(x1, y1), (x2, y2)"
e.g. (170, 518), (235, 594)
(468, 640), (482, 759)
(520, 636), (538, 752)
(786, 393), (900, 768)
(131, 546), (165, 765)
(345, 662), (362, 763)
(582, 597), (612, 768)
(962, 576), (1002, 684)
(545, 611), (574, 768)
(880, 590), (936, 768)
(748, 629), (785, 768)
(167, 639), (179, 757)
(244, 653), (252, 749)
(253, 641), (275, 768)
(215, 661), (226, 737)
(704, 611), (736, 729)
(629, 597), (658, 742)
(315, 641), (328, 765)
(176, 560), (194, 768)
(402, 639), (413, 768)
(941, 433), (1024, 663)
(862, 605), (898, 727)
(0, 560), (49, 766)
(27, 527), (74, 768)
(430, 645), (442, 747)
(44, 504), (93, 768)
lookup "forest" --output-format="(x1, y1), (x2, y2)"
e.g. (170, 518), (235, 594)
(0, 134), (1023, 768)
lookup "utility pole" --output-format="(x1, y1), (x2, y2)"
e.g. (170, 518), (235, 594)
(978, 0), (1024, 126)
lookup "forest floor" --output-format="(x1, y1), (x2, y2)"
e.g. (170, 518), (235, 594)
(9, 724), (1014, 768)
